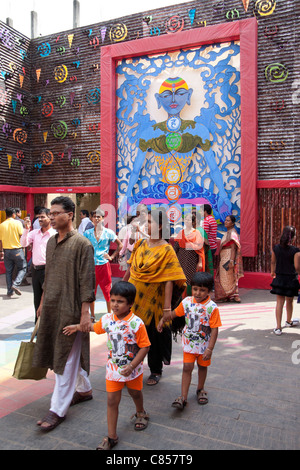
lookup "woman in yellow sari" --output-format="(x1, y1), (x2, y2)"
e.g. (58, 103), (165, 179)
(123, 208), (186, 385)
(214, 215), (244, 303)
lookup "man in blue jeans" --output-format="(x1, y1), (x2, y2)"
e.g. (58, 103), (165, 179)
(0, 207), (27, 296)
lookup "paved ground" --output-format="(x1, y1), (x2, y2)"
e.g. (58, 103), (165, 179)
(0, 273), (300, 451)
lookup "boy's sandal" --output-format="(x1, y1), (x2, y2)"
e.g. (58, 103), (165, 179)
(196, 389), (209, 405)
(96, 436), (119, 450)
(171, 396), (187, 410)
(37, 411), (66, 431)
(131, 410), (150, 431)
(146, 373), (161, 385)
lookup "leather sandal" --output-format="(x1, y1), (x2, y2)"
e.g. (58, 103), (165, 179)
(171, 396), (187, 410)
(131, 410), (150, 431)
(96, 436), (118, 450)
(196, 389), (208, 405)
(70, 391), (93, 406)
(37, 410), (66, 431)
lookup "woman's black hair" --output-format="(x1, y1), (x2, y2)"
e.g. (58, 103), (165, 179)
(280, 226), (296, 247)
(110, 281), (136, 304)
(191, 272), (214, 292)
(227, 215), (236, 224)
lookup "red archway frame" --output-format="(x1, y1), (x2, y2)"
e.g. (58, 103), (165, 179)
(100, 18), (258, 257)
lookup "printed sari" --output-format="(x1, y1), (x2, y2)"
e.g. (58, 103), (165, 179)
(214, 228), (244, 302)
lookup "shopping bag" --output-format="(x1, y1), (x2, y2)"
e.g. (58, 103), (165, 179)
(12, 318), (48, 380)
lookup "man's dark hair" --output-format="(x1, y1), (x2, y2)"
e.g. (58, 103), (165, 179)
(5, 207), (16, 218)
(51, 196), (75, 221)
(110, 281), (136, 305)
(191, 272), (214, 292)
(15, 207), (21, 214)
(38, 207), (50, 216)
(203, 204), (212, 215)
(81, 209), (89, 217)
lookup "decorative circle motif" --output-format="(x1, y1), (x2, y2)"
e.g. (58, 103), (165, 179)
(37, 42), (51, 57)
(13, 128), (27, 144)
(254, 0), (276, 16)
(87, 150), (101, 164)
(165, 168), (181, 184)
(166, 133), (182, 150)
(86, 88), (101, 105)
(265, 63), (288, 83)
(41, 102), (54, 117)
(165, 185), (182, 202)
(109, 23), (128, 42)
(166, 206), (182, 224)
(165, 15), (184, 34)
(166, 116), (181, 132)
(41, 150), (54, 166)
(54, 64), (68, 83)
(56, 95), (66, 108)
(51, 120), (68, 140)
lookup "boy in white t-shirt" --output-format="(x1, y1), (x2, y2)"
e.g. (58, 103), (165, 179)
(158, 272), (221, 409)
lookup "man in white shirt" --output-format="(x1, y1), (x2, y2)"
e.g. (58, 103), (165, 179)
(77, 210), (90, 235)
(20, 208), (56, 322)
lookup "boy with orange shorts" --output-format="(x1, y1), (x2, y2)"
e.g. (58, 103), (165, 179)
(63, 281), (150, 450)
(158, 272), (221, 409)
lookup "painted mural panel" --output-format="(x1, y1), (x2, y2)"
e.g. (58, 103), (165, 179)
(116, 41), (241, 232)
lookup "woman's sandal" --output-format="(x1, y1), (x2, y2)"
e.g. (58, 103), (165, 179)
(37, 410), (66, 431)
(131, 410), (150, 431)
(171, 396), (187, 410)
(96, 436), (119, 450)
(196, 389), (209, 405)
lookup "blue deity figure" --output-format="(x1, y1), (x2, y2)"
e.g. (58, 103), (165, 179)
(120, 77), (232, 220)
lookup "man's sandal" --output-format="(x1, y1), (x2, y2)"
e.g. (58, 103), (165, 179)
(171, 396), (187, 410)
(70, 391), (93, 406)
(196, 389), (208, 405)
(131, 410), (150, 431)
(37, 411), (65, 431)
(146, 374), (161, 385)
(96, 436), (119, 450)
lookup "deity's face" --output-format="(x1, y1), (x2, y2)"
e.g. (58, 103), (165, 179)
(155, 87), (193, 116)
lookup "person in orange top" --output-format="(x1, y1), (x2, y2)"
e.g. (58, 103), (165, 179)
(158, 272), (221, 410)
(63, 281), (150, 450)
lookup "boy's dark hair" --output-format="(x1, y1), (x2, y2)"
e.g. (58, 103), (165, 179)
(204, 204), (212, 215)
(51, 196), (75, 221)
(110, 281), (136, 304)
(191, 272), (214, 292)
(81, 209), (89, 217)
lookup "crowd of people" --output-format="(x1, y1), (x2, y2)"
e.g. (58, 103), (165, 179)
(0, 197), (299, 450)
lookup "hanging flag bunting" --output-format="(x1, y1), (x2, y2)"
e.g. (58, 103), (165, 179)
(242, 0), (250, 11)
(101, 27), (107, 43)
(43, 131), (48, 143)
(188, 9), (196, 25)
(36, 69), (41, 82)
(7, 154), (12, 168)
(19, 74), (24, 88)
(68, 34), (74, 48)
(70, 91), (75, 105)
(11, 99), (17, 113)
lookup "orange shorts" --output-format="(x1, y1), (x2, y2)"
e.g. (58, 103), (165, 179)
(183, 351), (211, 367)
(106, 374), (143, 392)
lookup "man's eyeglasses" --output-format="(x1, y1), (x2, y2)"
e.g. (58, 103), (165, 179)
(49, 211), (68, 217)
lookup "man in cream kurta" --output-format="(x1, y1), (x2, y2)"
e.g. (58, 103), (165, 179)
(33, 196), (95, 431)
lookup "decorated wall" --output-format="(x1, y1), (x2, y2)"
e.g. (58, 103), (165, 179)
(0, 0), (299, 277)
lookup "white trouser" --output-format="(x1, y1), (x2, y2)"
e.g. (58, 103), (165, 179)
(50, 332), (92, 417)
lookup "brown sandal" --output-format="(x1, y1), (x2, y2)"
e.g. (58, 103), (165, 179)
(196, 389), (208, 405)
(96, 436), (119, 450)
(37, 410), (66, 431)
(172, 396), (187, 410)
(70, 391), (93, 406)
(131, 410), (150, 431)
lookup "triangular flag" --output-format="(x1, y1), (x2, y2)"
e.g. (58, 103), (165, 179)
(43, 131), (48, 143)
(188, 9), (196, 25)
(11, 99), (17, 113)
(7, 154), (12, 168)
(68, 34), (74, 48)
(101, 27), (107, 43)
(70, 91), (75, 105)
(36, 69), (41, 82)
(19, 75), (24, 88)
(242, 0), (250, 11)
